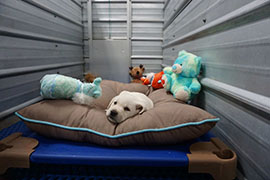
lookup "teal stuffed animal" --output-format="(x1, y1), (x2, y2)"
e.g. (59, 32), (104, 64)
(40, 74), (102, 104)
(162, 50), (201, 102)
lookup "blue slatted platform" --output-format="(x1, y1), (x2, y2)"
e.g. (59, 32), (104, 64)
(0, 121), (214, 180)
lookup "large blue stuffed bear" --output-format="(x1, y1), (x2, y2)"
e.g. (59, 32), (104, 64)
(162, 50), (201, 102)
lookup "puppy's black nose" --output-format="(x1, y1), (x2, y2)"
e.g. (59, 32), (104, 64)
(136, 71), (139, 75)
(110, 110), (118, 117)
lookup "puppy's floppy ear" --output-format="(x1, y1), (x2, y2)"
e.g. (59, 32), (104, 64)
(107, 95), (119, 109)
(136, 104), (145, 115)
(129, 66), (133, 70)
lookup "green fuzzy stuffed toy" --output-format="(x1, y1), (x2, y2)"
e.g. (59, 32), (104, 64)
(40, 74), (102, 103)
(162, 50), (201, 102)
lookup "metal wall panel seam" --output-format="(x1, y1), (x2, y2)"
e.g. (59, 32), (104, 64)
(0, 57), (83, 68)
(0, 62), (84, 78)
(87, 0), (93, 63)
(71, 0), (83, 8)
(22, 0), (83, 27)
(163, 0), (170, 10)
(0, 96), (43, 119)
(92, 19), (127, 22)
(81, 0), (87, 72)
(202, 62), (270, 76)
(132, 37), (163, 41)
(132, 19), (164, 22)
(1, 74), (58, 91)
(163, 0), (192, 30)
(127, 0), (132, 66)
(0, 1), (82, 36)
(92, 0), (164, 3)
(163, 0), (203, 37)
(163, 0), (270, 48)
(131, 55), (163, 59)
(0, 27), (83, 46)
(135, 67), (162, 71)
(92, 37), (128, 40)
(47, 0), (81, 19)
(184, 36), (270, 54)
(1, 87), (40, 105)
(200, 78), (270, 114)
(0, 15), (81, 42)
(132, 0), (164, 3)
(28, 0), (82, 22)
(92, 0), (127, 3)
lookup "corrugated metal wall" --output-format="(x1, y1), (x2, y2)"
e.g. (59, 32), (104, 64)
(163, 0), (270, 180)
(82, 0), (90, 69)
(1, 1), (269, 179)
(0, 0), (84, 119)
(131, 0), (164, 73)
(83, 0), (164, 73)
(92, 1), (127, 39)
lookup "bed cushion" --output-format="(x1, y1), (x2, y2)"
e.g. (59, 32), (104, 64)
(16, 80), (219, 146)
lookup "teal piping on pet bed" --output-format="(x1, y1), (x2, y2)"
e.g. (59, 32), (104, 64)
(15, 112), (219, 139)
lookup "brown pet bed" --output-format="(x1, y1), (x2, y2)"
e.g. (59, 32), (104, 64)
(16, 80), (219, 146)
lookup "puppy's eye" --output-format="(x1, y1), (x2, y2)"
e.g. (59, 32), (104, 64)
(114, 101), (117, 105)
(124, 107), (130, 111)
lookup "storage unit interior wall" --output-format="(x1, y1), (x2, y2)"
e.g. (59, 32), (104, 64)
(83, 0), (164, 82)
(0, 0), (269, 180)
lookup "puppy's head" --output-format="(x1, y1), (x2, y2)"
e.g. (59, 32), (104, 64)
(106, 91), (143, 124)
(129, 64), (145, 79)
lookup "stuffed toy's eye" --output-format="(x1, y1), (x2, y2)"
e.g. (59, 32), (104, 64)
(180, 64), (183, 66)
(114, 101), (117, 105)
(124, 107), (130, 111)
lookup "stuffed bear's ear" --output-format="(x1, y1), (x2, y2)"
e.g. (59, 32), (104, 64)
(129, 66), (133, 70)
(194, 56), (202, 75)
(139, 64), (144, 68)
(93, 77), (102, 86)
(178, 50), (187, 57)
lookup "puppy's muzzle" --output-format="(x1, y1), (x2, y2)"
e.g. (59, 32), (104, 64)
(109, 110), (118, 118)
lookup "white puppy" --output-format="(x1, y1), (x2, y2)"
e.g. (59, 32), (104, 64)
(106, 91), (154, 124)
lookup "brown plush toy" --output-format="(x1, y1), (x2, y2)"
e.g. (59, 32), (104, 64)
(129, 64), (145, 83)
(84, 72), (98, 83)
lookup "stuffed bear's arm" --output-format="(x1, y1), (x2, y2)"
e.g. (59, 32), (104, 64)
(162, 74), (172, 90)
(163, 66), (173, 75)
(189, 78), (201, 94)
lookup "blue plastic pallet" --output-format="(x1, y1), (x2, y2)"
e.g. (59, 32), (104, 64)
(0, 121), (214, 180)
(4, 164), (213, 180)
